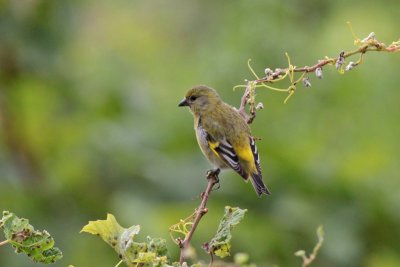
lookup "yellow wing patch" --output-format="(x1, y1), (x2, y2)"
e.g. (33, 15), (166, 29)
(208, 140), (222, 159)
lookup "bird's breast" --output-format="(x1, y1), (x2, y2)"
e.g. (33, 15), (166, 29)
(195, 124), (227, 169)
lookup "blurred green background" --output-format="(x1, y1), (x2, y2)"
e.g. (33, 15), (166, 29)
(1, 0), (399, 266)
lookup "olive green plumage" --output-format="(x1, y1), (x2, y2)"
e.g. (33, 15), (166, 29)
(178, 85), (270, 196)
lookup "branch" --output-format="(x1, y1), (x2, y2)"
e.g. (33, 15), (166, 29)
(238, 83), (255, 124)
(236, 30), (400, 123)
(238, 81), (264, 124)
(178, 170), (219, 265)
(0, 239), (10, 247)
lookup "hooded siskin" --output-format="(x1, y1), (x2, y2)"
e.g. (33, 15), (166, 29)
(178, 85), (270, 196)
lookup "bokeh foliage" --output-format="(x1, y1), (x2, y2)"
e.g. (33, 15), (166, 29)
(0, 211), (62, 264)
(0, 1), (399, 266)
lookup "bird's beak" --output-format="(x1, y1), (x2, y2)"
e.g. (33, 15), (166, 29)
(178, 98), (189, 107)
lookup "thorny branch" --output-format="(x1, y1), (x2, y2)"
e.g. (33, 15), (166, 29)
(237, 30), (400, 124)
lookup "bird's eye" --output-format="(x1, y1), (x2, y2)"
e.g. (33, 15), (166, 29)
(189, 95), (197, 101)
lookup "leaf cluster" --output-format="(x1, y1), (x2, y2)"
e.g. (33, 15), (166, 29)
(81, 214), (172, 267)
(0, 211), (63, 264)
(81, 207), (247, 267)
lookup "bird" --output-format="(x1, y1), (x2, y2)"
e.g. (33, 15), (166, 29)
(178, 85), (270, 196)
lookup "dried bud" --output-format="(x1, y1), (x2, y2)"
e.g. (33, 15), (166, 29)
(264, 68), (273, 76)
(294, 250), (306, 257)
(336, 51), (345, 70)
(345, 61), (356, 71)
(315, 67), (323, 79)
(361, 32), (376, 43)
(302, 76), (311, 87)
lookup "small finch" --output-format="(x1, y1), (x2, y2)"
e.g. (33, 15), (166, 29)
(178, 85), (270, 196)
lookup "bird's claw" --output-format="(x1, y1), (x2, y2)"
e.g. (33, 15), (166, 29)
(206, 168), (220, 189)
(206, 168), (220, 178)
(211, 181), (220, 191)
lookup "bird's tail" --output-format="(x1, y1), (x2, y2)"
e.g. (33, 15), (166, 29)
(249, 172), (271, 196)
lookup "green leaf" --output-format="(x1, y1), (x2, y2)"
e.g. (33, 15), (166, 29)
(0, 211), (63, 264)
(81, 213), (171, 267)
(206, 206), (247, 258)
(81, 213), (139, 250)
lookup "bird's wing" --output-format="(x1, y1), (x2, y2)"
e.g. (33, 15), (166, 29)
(206, 133), (248, 179)
(208, 134), (262, 177)
(249, 136), (262, 174)
(207, 132), (270, 196)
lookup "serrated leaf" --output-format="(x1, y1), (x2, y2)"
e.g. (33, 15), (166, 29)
(0, 211), (63, 264)
(206, 206), (247, 258)
(81, 214), (171, 267)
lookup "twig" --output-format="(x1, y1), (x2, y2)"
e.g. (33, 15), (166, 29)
(114, 260), (123, 267)
(255, 40), (398, 84)
(235, 31), (400, 123)
(238, 83), (253, 123)
(295, 226), (324, 267)
(0, 239), (10, 247)
(237, 81), (262, 124)
(179, 171), (219, 265)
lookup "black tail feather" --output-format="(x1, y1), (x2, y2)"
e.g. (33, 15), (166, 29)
(250, 172), (271, 196)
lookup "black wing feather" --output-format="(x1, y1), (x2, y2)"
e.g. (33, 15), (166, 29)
(249, 137), (271, 196)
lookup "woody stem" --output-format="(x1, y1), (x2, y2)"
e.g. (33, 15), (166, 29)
(179, 171), (219, 265)
(0, 240), (10, 247)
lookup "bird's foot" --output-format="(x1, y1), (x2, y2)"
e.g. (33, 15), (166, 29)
(206, 168), (220, 190)
(211, 181), (220, 191)
(206, 168), (220, 180)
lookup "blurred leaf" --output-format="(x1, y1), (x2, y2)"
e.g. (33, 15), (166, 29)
(234, 252), (250, 264)
(81, 213), (172, 267)
(0, 211), (63, 264)
(206, 206), (247, 258)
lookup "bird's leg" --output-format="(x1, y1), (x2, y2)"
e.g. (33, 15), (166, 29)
(206, 168), (220, 190)
(206, 168), (220, 178)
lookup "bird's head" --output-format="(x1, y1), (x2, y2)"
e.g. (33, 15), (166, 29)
(178, 85), (221, 115)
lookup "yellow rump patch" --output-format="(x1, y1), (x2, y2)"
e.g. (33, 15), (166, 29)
(235, 145), (257, 173)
